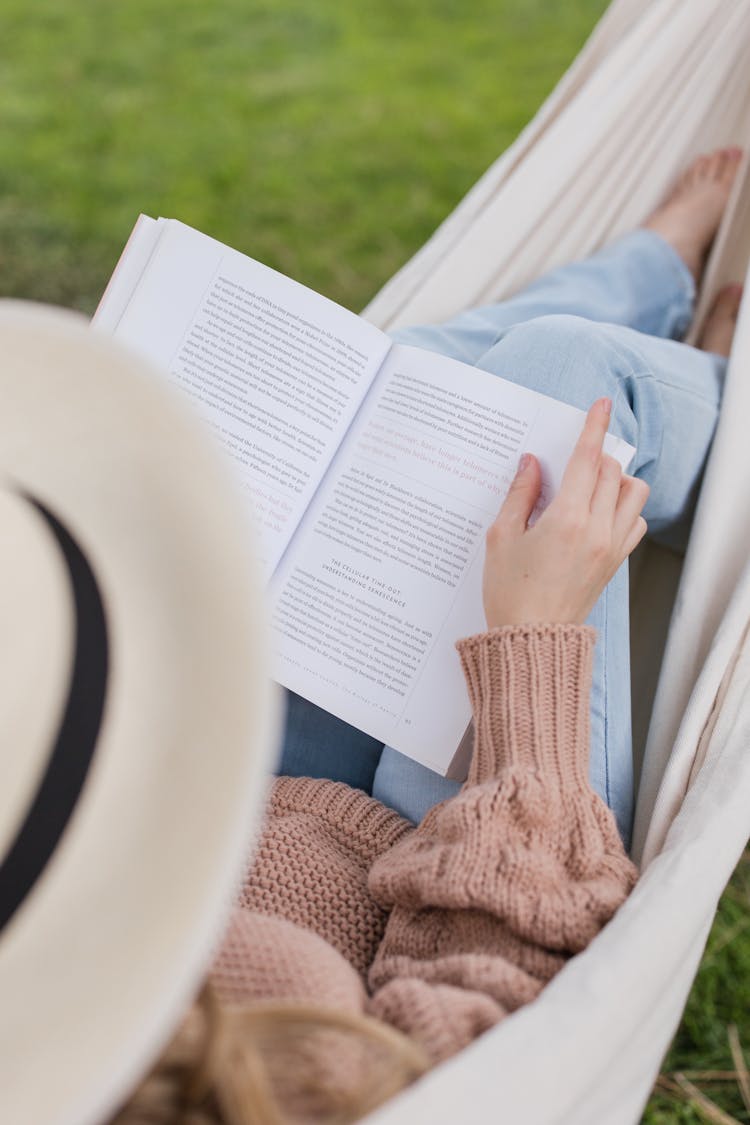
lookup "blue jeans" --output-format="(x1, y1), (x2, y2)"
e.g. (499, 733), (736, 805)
(280, 231), (726, 850)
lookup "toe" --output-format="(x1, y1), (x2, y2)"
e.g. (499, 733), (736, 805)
(722, 146), (744, 181)
(693, 155), (710, 183)
(707, 150), (725, 180)
(682, 158), (699, 188)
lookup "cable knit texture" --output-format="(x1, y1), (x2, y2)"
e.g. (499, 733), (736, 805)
(211, 625), (638, 1075)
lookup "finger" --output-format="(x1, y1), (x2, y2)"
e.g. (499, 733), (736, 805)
(621, 515), (648, 559)
(613, 475), (650, 547)
(495, 452), (543, 531)
(589, 454), (623, 529)
(559, 398), (612, 509)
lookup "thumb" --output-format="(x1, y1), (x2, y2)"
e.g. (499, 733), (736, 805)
(497, 453), (542, 530)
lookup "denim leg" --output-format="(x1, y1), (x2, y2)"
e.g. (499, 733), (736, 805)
(374, 314), (727, 848)
(392, 230), (695, 364)
(279, 691), (383, 793)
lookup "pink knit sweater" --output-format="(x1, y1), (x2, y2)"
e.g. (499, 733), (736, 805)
(211, 625), (638, 1067)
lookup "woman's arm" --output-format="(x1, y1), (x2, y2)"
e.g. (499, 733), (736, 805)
(366, 400), (645, 1062)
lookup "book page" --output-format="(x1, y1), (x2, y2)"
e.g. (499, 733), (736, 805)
(271, 343), (634, 773)
(100, 220), (392, 576)
(93, 215), (164, 332)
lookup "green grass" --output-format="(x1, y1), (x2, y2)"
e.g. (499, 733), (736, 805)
(644, 852), (750, 1124)
(0, 0), (608, 313)
(3, 1), (750, 1120)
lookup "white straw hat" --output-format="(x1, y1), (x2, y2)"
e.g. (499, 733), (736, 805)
(0, 302), (278, 1125)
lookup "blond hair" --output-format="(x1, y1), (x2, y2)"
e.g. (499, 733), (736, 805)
(112, 986), (429, 1125)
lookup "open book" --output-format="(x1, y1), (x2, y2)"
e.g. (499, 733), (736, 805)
(95, 218), (634, 777)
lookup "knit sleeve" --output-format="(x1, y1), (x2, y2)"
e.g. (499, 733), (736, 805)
(366, 625), (638, 1063)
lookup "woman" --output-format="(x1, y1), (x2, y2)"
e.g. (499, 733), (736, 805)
(116, 150), (743, 1123)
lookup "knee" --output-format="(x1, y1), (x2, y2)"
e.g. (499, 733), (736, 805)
(501, 313), (616, 369)
(479, 314), (636, 430)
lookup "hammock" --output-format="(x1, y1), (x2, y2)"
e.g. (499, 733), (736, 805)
(362, 1), (750, 1121)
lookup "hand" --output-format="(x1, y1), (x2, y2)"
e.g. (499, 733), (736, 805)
(482, 398), (649, 628)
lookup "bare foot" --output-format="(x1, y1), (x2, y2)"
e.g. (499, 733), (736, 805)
(698, 284), (744, 357)
(644, 147), (743, 282)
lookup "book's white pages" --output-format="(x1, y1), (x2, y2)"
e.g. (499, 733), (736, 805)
(270, 342), (634, 771)
(95, 215), (165, 332)
(95, 219), (392, 577)
(97, 218), (635, 775)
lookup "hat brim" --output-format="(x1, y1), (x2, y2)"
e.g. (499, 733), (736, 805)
(0, 302), (278, 1125)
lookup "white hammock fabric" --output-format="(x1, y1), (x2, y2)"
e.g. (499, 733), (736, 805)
(362, 0), (750, 1120)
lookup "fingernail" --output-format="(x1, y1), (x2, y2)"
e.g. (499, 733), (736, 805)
(601, 397), (612, 417)
(518, 452), (531, 473)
